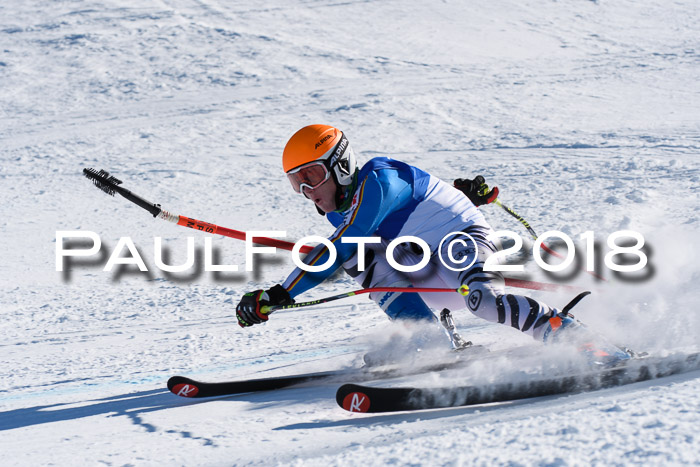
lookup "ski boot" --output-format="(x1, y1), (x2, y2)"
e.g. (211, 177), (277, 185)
(543, 292), (632, 368)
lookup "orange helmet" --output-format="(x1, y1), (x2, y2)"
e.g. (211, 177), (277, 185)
(283, 125), (357, 188)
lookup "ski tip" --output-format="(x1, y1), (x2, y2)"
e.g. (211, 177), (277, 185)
(336, 384), (371, 413)
(168, 376), (200, 398)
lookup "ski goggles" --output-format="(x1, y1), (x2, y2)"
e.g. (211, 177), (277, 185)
(286, 161), (331, 193)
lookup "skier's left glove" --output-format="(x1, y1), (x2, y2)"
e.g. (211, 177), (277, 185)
(454, 175), (499, 207)
(236, 284), (294, 327)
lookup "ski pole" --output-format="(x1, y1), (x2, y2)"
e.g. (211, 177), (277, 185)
(494, 199), (538, 240)
(83, 168), (314, 254)
(83, 168), (583, 293)
(492, 197), (606, 281)
(261, 285), (471, 314)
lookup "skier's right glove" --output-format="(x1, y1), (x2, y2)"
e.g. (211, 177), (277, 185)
(454, 176), (499, 207)
(236, 284), (294, 327)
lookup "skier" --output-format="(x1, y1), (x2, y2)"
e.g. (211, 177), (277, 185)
(235, 124), (628, 363)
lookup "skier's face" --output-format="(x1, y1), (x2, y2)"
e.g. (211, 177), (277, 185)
(303, 177), (337, 213)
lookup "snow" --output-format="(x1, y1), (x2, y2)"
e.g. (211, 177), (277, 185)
(1, 0), (699, 465)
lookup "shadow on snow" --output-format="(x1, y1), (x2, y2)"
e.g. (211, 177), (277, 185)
(0, 389), (176, 432)
(0, 383), (335, 432)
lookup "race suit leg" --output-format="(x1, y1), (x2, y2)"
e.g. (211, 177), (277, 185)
(432, 224), (559, 341)
(342, 239), (437, 323)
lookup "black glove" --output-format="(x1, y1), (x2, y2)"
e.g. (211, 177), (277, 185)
(454, 176), (499, 207)
(236, 284), (294, 327)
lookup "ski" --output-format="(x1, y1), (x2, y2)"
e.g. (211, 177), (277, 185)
(168, 370), (348, 398)
(336, 351), (700, 413)
(168, 345), (494, 398)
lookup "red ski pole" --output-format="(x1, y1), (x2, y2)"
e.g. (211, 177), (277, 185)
(83, 168), (583, 293)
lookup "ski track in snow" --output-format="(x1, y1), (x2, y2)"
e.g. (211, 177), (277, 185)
(1, 0), (699, 465)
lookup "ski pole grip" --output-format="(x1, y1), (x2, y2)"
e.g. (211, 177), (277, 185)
(114, 185), (162, 217)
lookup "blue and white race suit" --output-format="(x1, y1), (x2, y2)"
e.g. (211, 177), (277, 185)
(282, 157), (557, 340)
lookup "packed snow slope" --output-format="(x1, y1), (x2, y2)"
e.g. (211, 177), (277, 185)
(1, 0), (699, 465)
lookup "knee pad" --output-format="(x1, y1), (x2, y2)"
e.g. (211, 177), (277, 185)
(462, 281), (502, 321)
